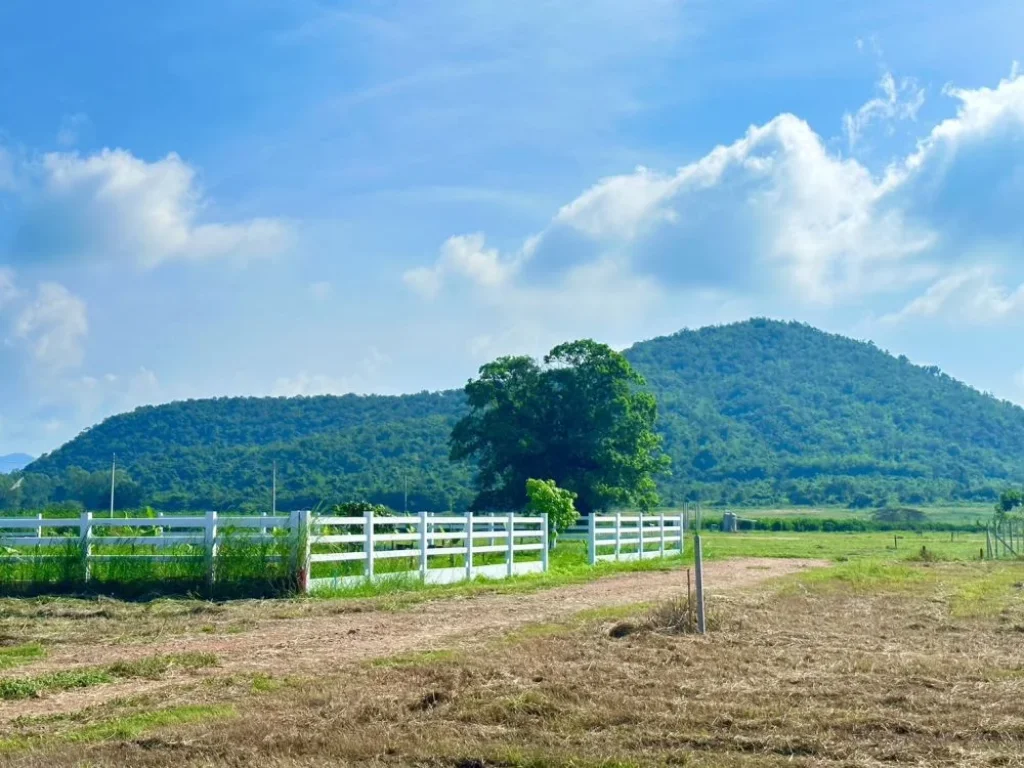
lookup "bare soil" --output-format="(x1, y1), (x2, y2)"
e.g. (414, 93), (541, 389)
(1, 557), (821, 722)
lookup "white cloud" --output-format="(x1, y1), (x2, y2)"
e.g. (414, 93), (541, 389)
(843, 71), (925, 149)
(403, 233), (521, 299)
(404, 67), (1024, 319)
(14, 282), (88, 371)
(13, 148), (292, 269)
(883, 267), (1024, 324)
(272, 372), (353, 397)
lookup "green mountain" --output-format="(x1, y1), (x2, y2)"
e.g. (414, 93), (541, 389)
(15, 319), (1024, 511)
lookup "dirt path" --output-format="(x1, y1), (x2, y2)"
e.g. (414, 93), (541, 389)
(3, 558), (824, 722)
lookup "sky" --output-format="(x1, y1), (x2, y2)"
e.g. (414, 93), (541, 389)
(1, 0), (1023, 457)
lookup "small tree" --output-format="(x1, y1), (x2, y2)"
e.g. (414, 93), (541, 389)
(525, 479), (579, 544)
(995, 489), (1024, 518)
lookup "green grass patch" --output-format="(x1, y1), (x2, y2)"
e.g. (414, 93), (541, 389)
(787, 559), (929, 593)
(949, 567), (1024, 619)
(0, 704), (237, 754)
(0, 652), (219, 700)
(0, 642), (46, 670)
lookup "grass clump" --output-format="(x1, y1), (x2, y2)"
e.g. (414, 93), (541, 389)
(0, 642), (46, 670)
(0, 652), (219, 700)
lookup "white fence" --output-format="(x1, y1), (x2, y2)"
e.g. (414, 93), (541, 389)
(587, 511), (688, 565)
(305, 510), (548, 591)
(0, 510), (549, 592)
(0, 508), (690, 592)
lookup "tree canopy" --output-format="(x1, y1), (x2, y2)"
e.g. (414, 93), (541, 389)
(450, 340), (669, 514)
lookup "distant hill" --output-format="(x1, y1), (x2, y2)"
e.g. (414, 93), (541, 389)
(0, 454), (34, 474)
(19, 319), (1024, 511)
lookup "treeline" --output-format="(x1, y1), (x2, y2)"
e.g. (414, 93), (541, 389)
(704, 515), (988, 534)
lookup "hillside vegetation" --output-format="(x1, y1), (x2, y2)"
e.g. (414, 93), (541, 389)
(9, 319), (1024, 511)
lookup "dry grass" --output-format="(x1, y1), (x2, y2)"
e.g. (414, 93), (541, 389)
(1, 561), (1023, 766)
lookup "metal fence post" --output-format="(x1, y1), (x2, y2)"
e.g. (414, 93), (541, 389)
(205, 510), (218, 589)
(80, 512), (93, 584)
(541, 514), (550, 572)
(419, 509), (429, 580)
(506, 512), (515, 577)
(680, 511), (687, 554)
(465, 511), (474, 581)
(365, 509), (375, 580)
(694, 533), (706, 635)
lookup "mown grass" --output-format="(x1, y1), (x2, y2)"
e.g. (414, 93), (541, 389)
(0, 652), (218, 700)
(11, 559), (1024, 766)
(0, 643), (46, 670)
(0, 704), (236, 754)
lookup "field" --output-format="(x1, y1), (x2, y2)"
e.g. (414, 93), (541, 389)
(1, 529), (1023, 766)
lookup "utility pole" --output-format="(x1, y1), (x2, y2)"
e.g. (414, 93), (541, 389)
(109, 453), (116, 518)
(272, 460), (277, 516)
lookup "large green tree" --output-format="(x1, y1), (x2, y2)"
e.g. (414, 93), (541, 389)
(450, 340), (670, 513)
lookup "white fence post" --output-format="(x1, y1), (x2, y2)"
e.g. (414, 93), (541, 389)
(659, 512), (665, 558)
(506, 512), (515, 577)
(299, 510), (311, 593)
(419, 509), (429, 580)
(205, 510), (218, 589)
(638, 513), (645, 560)
(465, 511), (474, 581)
(35, 513), (42, 538)
(614, 511), (622, 561)
(541, 514), (550, 572)
(588, 513), (597, 566)
(365, 509), (375, 579)
(679, 511), (686, 554)
(80, 511), (93, 584)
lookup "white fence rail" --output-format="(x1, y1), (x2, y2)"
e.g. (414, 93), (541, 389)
(306, 510), (548, 591)
(0, 510), (550, 592)
(587, 511), (689, 565)
(1, 508), (689, 591)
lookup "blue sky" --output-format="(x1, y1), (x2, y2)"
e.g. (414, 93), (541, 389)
(1, 0), (1024, 456)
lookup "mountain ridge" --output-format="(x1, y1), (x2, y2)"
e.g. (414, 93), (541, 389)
(13, 319), (1024, 510)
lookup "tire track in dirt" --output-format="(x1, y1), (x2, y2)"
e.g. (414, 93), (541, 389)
(3, 557), (826, 721)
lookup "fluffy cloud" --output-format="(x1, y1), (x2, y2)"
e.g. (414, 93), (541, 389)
(14, 282), (88, 371)
(404, 67), (1024, 320)
(404, 233), (522, 299)
(10, 148), (291, 268)
(883, 267), (1024, 324)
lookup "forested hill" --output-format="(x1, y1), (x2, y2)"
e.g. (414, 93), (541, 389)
(15, 319), (1024, 511)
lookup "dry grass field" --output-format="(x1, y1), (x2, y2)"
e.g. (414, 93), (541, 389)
(2, 556), (1024, 766)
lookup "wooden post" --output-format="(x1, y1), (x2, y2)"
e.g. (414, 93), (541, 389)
(541, 514), (550, 572)
(506, 512), (515, 577)
(614, 511), (622, 561)
(365, 509), (375, 579)
(205, 510), (218, 589)
(419, 509), (429, 581)
(80, 512), (93, 584)
(694, 534), (706, 635)
(465, 511), (474, 582)
(588, 513), (597, 565)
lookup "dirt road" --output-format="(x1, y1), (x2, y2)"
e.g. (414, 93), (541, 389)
(3, 557), (824, 721)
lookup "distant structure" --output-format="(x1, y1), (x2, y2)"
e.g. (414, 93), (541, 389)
(721, 512), (739, 533)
